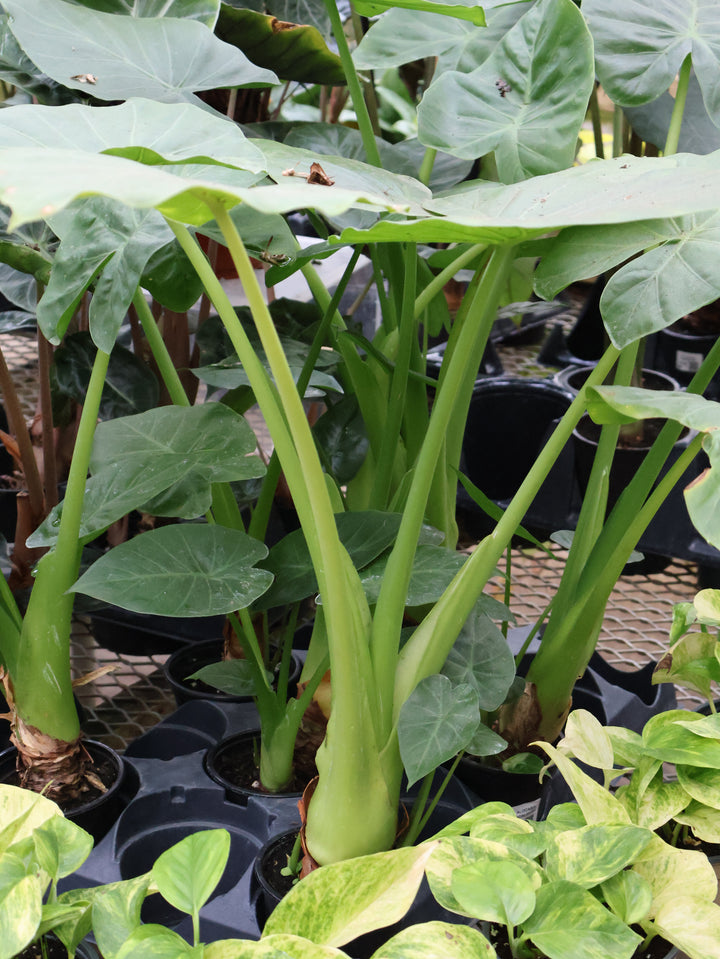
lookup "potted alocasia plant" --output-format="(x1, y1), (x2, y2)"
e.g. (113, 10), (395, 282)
(5, 0), (720, 871)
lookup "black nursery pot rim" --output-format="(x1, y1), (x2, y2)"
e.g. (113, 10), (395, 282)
(0, 737), (129, 841)
(164, 639), (303, 707)
(204, 729), (305, 802)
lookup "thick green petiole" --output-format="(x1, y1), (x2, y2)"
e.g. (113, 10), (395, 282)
(167, 211), (392, 863)
(13, 347), (111, 740)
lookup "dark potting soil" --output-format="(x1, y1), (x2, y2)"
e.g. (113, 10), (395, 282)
(211, 735), (317, 796)
(259, 829), (299, 900)
(674, 301), (720, 336)
(576, 415), (666, 451)
(14, 937), (75, 959)
(5, 749), (118, 813)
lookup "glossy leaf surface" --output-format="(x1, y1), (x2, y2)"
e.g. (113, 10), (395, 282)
(543, 825), (652, 888)
(452, 859), (535, 926)
(263, 844), (437, 947)
(71, 524), (273, 615)
(523, 880), (641, 959)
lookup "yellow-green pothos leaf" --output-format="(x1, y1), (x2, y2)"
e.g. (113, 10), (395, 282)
(263, 844), (438, 948)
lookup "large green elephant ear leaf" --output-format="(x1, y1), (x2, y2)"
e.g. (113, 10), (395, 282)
(2, 0), (277, 105)
(216, 4), (345, 85)
(39, 198), (175, 351)
(583, 0), (720, 121)
(535, 210), (720, 349)
(29, 403), (266, 547)
(353, 2), (531, 76)
(586, 386), (720, 550)
(61, 0), (220, 26)
(417, 0), (594, 182)
(0, 100), (266, 172)
(0, 14), (78, 105)
(71, 524), (273, 616)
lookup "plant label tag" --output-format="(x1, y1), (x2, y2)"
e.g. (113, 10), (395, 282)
(675, 349), (703, 373)
(513, 799), (541, 820)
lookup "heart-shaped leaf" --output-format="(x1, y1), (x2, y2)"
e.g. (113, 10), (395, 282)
(354, 2), (531, 75)
(584, 0), (720, 119)
(601, 871), (653, 927)
(417, 0), (594, 181)
(71, 525), (273, 615)
(3, 0), (277, 104)
(441, 605), (516, 711)
(0, 99), (266, 171)
(398, 675), (481, 786)
(451, 858), (536, 926)
(263, 843), (438, 947)
(90, 875), (153, 959)
(523, 879), (642, 959)
(29, 403), (263, 546)
(151, 829), (230, 916)
(544, 825), (652, 888)
(625, 72), (720, 155)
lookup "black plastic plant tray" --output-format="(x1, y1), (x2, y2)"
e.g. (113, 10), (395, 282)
(63, 700), (483, 946)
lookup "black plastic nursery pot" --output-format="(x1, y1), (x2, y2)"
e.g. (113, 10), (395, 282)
(554, 364), (714, 574)
(164, 639), (303, 707)
(425, 337), (503, 382)
(204, 728), (314, 803)
(0, 738), (133, 843)
(61, 700), (304, 944)
(89, 604), (226, 656)
(458, 377), (576, 541)
(651, 299), (720, 400)
(463, 626), (679, 817)
(490, 300), (567, 347)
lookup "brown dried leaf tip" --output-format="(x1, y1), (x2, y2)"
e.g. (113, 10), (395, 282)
(271, 18), (296, 32)
(655, 653), (673, 674)
(281, 162), (335, 186)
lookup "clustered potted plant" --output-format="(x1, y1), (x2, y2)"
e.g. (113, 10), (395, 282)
(2, 0), (720, 954)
